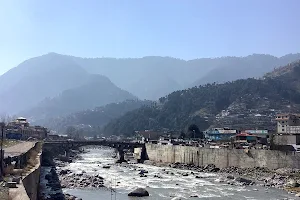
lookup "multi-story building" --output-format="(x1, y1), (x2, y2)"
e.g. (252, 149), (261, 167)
(5, 117), (48, 140)
(274, 113), (300, 146)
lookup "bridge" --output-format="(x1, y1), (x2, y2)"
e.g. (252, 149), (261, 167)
(43, 140), (147, 162)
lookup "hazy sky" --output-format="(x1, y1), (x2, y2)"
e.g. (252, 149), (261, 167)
(0, 0), (300, 75)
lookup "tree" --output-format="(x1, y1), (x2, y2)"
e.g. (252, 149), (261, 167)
(0, 114), (15, 124)
(179, 132), (186, 139)
(187, 124), (204, 139)
(66, 126), (76, 137)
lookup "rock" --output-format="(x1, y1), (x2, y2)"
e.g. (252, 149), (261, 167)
(128, 188), (149, 197)
(285, 179), (300, 188)
(190, 194), (198, 197)
(227, 175), (235, 180)
(210, 167), (220, 172)
(182, 173), (188, 176)
(139, 170), (148, 174)
(45, 174), (52, 180)
(235, 177), (253, 185)
(295, 193), (300, 197)
(171, 197), (182, 200)
(60, 169), (69, 175)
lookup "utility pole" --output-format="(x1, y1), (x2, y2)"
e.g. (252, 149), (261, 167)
(193, 130), (195, 141)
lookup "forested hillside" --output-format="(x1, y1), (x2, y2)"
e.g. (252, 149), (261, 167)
(103, 61), (300, 136)
(35, 99), (153, 134)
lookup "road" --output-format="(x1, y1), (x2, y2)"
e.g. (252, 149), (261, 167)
(3, 141), (36, 158)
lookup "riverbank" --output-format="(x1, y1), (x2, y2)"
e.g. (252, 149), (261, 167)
(39, 147), (85, 200)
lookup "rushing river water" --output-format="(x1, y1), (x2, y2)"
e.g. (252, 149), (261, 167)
(62, 147), (296, 200)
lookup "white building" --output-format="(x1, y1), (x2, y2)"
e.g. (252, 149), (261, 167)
(274, 114), (300, 146)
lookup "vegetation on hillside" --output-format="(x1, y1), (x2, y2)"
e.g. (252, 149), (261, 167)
(103, 62), (300, 136)
(38, 99), (153, 134)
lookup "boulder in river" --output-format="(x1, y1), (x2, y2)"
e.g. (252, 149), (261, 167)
(235, 177), (253, 185)
(128, 188), (149, 197)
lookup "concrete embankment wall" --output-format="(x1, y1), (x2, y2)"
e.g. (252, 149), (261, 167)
(22, 153), (41, 200)
(145, 144), (300, 169)
(9, 142), (42, 200)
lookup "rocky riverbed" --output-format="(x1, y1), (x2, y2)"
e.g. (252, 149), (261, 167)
(147, 161), (300, 196)
(39, 148), (85, 200)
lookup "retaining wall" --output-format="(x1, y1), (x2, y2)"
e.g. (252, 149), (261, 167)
(145, 144), (300, 169)
(22, 154), (41, 200)
(9, 142), (42, 200)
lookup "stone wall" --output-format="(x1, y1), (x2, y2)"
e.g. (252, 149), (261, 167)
(145, 144), (300, 169)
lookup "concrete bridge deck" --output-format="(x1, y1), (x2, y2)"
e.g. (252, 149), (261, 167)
(44, 140), (145, 148)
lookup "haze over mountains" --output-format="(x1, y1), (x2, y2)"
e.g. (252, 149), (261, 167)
(103, 60), (300, 136)
(1, 53), (300, 125)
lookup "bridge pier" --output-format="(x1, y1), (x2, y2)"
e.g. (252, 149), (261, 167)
(116, 147), (125, 163)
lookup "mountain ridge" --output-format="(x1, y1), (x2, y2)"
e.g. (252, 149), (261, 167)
(21, 74), (136, 120)
(2, 52), (300, 116)
(102, 61), (300, 136)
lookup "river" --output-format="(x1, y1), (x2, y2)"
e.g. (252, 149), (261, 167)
(62, 147), (296, 200)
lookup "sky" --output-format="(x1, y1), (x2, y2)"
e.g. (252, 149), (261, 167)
(0, 0), (300, 75)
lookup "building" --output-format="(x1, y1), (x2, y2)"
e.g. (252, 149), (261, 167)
(276, 114), (300, 134)
(244, 130), (269, 144)
(244, 130), (269, 138)
(5, 117), (48, 140)
(235, 133), (258, 144)
(204, 128), (237, 141)
(274, 113), (300, 146)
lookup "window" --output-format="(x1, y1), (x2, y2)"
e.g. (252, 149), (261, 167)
(282, 121), (285, 123)
(282, 129), (285, 131)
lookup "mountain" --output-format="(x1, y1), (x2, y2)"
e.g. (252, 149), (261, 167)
(21, 74), (136, 120)
(36, 99), (153, 134)
(102, 61), (300, 136)
(193, 54), (300, 86)
(0, 53), (89, 114)
(2, 53), (300, 115)
(127, 74), (182, 100)
(71, 56), (215, 99)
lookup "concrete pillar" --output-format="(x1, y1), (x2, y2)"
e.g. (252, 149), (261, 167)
(117, 148), (125, 163)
